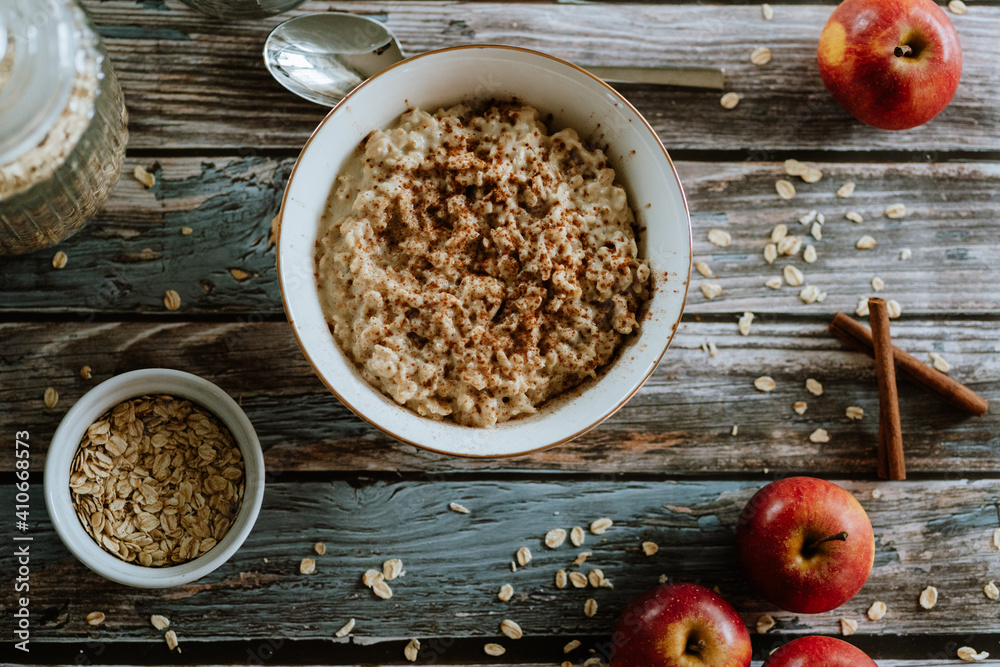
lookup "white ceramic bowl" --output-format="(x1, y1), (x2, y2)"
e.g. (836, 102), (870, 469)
(278, 45), (691, 457)
(44, 369), (265, 587)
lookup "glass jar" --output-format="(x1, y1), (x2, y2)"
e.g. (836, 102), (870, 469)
(0, 0), (128, 255)
(179, 0), (309, 20)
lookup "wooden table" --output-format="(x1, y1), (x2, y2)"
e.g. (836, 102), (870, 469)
(2, 0), (998, 664)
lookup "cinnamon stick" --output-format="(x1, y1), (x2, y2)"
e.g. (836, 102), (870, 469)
(829, 312), (988, 417)
(868, 298), (905, 481)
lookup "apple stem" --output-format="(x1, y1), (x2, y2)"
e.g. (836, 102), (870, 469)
(807, 531), (849, 551)
(894, 44), (914, 58)
(687, 639), (707, 655)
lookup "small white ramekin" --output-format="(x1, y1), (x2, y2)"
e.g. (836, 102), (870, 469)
(44, 368), (265, 588)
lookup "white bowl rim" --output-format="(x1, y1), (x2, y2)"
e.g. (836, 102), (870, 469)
(276, 44), (692, 458)
(43, 368), (266, 588)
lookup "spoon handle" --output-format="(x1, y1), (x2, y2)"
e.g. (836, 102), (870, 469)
(586, 66), (726, 90)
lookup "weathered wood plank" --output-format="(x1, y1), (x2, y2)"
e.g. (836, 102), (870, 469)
(83, 1), (1000, 153)
(1, 158), (997, 315)
(6, 479), (1000, 641)
(2, 319), (995, 473)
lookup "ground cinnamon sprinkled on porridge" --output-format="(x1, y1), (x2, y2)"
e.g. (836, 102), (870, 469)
(315, 102), (651, 427)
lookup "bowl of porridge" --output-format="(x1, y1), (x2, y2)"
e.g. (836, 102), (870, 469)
(278, 45), (691, 456)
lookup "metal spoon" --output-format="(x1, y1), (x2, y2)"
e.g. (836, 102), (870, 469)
(263, 13), (725, 107)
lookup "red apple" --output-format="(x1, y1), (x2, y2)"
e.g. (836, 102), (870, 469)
(817, 0), (962, 130)
(610, 583), (751, 667)
(735, 477), (875, 614)
(764, 636), (878, 667)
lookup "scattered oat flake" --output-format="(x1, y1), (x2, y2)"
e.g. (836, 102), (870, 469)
(164, 629), (180, 652)
(887, 299), (902, 319)
(546, 529), (568, 549)
(590, 518), (613, 535)
(383, 558), (404, 580)
(776, 179), (796, 200)
(839, 618), (858, 636)
(929, 352), (950, 373)
(806, 378), (823, 396)
(584, 659), (603, 667)
(150, 615), (170, 630)
(181, 226), (193, 235)
(836, 182), (856, 198)
(300, 557), (316, 574)
(133, 165), (155, 188)
(799, 210), (818, 225)
(363, 569), (384, 587)
(335, 618), (355, 637)
(694, 261), (714, 277)
(701, 283), (723, 299)
(793, 401), (807, 415)
(163, 289), (181, 311)
(708, 342), (718, 358)
(846, 211), (864, 223)
(867, 601), (887, 621)
(584, 598), (598, 617)
(885, 203), (906, 219)
(573, 551), (592, 566)
(564, 639), (582, 653)
(516, 546), (532, 565)
(230, 268), (254, 281)
(784, 159), (808, 177)
(948, 0), (968, 13)
(799, 285), (824, 304)
(562, 663), (573, 667)
(872, 488), (883, 499)
(777, 235), (801, 256)
(765, 276), (783, 289)
(870, 276), (885, 292)
(642, 541), (659, 556)
(846, 406), (865, 421)
(501, 619), (523, 640)
(80, 365), (92, 380)
(899, 248), (912, 261)
(449, 502), (470, 513)
(984, 581), (999, 601)
(498, 583), (514, 601)
(762, 3), (773, 19)
(588, 569), (606, 588)
(738, 311), (755, 336)
(555, 569), (568, 588)
(373, 581), (393, 599)
(569, 571), (589, 588)
(802, 167), (823, 183)
(570, 526), (586, 547)
(708, 229), (732, 247)
(44, 387), (59, 408)
(311, 542), (326, 556)
(52, 251), (68, 269)
(771, 224), (788, 243)
(855, 297), (870, 317)
(754, 376), (776, 392)
(809, 428), (830, 444)
(404, 638), (420, 662)
(484, 643), (506, 656)
(784, 265), (804, 287)
(856, 235), (877, 250)
(86, 611), (105, 626)
(731, 424), (738, 436)
(720, 92), (741, 109)
(756, 614), (776, 634)
(993, 528), (1000, 550)
(958, 647), (988, 662)
(919, 585), (938, 609)
(764, 243), (778, 264)
(750, 46), (771, 65)
(803, 245), (817, 264)
(810, 222), (822, 241)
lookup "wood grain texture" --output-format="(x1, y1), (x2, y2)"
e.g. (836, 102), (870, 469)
(2, 319), (995, 474)
(82, 1), (1000, 153)
(2, 158), (997, 315)
(6, 479), (1000, 641)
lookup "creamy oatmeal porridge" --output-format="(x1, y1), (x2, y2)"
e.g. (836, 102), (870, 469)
(315, 102), (650, 427)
